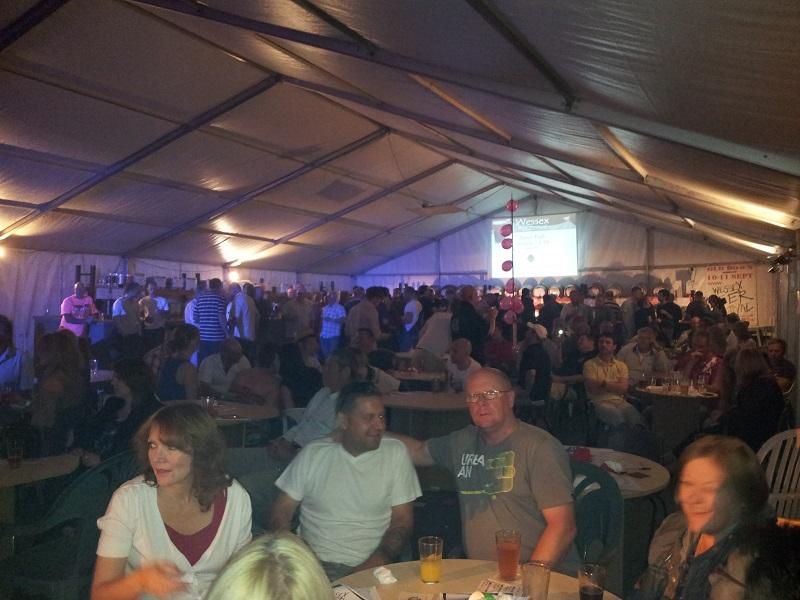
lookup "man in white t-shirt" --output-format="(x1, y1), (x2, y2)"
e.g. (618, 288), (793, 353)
(198, 338), (251, 396)
(271, 382), (421, 581)
(446, 338), (481, 392)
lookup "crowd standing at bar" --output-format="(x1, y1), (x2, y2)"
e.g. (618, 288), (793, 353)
(1, 278), (798, 599)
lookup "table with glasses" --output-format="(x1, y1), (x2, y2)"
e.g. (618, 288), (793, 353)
(335, 559), (622, 600)
(387, 369), (446, 392)
(633, 385), (718, 452)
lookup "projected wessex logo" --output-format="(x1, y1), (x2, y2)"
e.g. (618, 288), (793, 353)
(490, 213), (578, 278)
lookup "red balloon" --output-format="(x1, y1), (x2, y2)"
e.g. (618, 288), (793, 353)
(505, 280), (516, 293)
(502, 260), (513, 272)
(499, 224), (513, 237)
(512, 298), (524, 313)
(506, 199), (520, 212)
(501, 238), (513, 250)
(499, 296), (512, 311)
(503, 310), (517, 324)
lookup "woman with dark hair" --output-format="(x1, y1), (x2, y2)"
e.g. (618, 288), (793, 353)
(634, 435), (771, 600)
(92, 403), (251, 600)
(721, 348), (785, 451)
(72, 358), (161, 462)
(31, 329), (88, 454)
(157, 324), (200, 401)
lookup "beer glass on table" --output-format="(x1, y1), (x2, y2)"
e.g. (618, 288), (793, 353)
(495, 529), (521, 581)
(418, 536), (443, 584)
(578, 562), (606, 600)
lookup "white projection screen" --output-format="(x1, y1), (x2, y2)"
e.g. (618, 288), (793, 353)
(490, 213), (578, 278)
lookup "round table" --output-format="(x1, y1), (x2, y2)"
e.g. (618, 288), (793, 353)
(388, 370), (445, 383)
(634, 386), (718, 452)
(0, 453), (81, 523)
(580, 447), (670, 500)
(335, 559), (622, 600)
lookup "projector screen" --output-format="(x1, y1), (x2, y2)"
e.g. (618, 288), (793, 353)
(490, 213), (578, 278)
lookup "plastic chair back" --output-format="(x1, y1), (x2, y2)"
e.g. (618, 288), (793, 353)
(571, 460), (624, 565)
(757, 428), (800, 519)
(0, 450), (138, 599)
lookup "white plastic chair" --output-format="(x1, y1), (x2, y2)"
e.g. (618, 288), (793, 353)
(757, 428), (800, 519)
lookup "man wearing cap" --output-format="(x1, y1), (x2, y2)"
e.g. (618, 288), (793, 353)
(395, 368), (577, 569)
(296, 328), (322, 372)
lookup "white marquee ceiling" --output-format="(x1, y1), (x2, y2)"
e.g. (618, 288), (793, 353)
(0, 0), (798, 275)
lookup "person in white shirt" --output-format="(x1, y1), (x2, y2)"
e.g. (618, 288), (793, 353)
(0, 315), (32, 394)
(413, 298), (452, 371)
(267, 347), (364, 463)
(270, 382), (421, 581)
(399, 287), (423, 351)
(92, 403), (251, 600)
(446, 338), (481, 392)
(226, 282), (259, 362)
(199, 338), (251, 396)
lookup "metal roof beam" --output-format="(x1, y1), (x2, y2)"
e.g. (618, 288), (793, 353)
(0, 74), (282, 241)
(0, 0), (69, 51)
(464, 0), (576, 109)
(130, 0), (800, 176)
(124, 127), (389, 255)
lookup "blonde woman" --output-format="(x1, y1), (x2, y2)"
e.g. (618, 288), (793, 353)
(206, 533), (334, 600)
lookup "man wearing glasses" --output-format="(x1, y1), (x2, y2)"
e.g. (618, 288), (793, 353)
(396, 368), (578, 568)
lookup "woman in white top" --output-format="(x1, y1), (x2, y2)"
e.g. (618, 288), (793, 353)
(92, 403), (252, 600)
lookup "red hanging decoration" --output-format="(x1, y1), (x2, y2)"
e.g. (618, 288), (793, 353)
(503, 310), (517, 324)
(502, 260), (513, 272)
(499, 224), (513, 237)
(505, 199), (519, 212)
(499, 296), (512, 311)
(501, 238), (513, 250)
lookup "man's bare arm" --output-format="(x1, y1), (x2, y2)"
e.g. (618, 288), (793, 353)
(384, 432), (434, 467)
(352, 502), (414, 571)
(529, 503), (577, 564)
(269, 491), (300, 532)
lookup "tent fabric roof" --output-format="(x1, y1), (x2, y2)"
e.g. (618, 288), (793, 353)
(0, 0), (798, 275)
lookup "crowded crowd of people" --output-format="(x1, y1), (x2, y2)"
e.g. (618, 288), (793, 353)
(0, 278), (798, 599)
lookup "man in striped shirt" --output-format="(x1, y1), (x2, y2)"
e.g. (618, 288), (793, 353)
(194, 277), (229, 365)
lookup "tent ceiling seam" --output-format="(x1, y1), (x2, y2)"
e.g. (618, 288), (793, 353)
(122, 127), (389, 256)
(228, 159), (457, 267)
(299, 181), (506, 272)
(0, 74), (281, 240)
(128, 0), (800, 176)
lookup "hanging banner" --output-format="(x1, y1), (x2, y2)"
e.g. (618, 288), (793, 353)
(701, 263), (758, 325)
